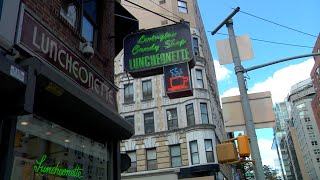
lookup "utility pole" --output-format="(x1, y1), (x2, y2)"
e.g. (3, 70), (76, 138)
(212, 7), (266, 180)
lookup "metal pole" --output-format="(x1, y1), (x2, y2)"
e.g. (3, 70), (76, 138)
(245, 52), (320, 72)
(226, 19), (266, 180)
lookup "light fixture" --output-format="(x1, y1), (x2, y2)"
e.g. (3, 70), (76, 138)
(20, 121), (28, 126)
(64, 139), (70, 143)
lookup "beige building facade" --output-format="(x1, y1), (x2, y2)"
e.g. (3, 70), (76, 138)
(115, 0), (232, 179)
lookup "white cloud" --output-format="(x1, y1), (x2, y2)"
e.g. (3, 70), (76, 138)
(258, 138), (277, 168)
(220, 58), (314, 103)
(214, 60), (232, 81)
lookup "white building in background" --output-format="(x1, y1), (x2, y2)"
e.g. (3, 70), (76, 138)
(114, 0), (232, 180)
(287, 78), (320, 180)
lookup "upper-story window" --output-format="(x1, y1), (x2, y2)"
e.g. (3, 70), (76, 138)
(170, 144), (182, 167)
(200, 103), (209, 124)
(144, 112), (155, 134)
(125, 115), (135, 133)
(186, 103), (195, 126)
(124, 83), (134, 103)
(196, 69), (204, 88)
(146, 148), (157, 170)
(193, 37), (199, 56)
(60, 0), (98, 45)
(205, 139), (214, 163)
(142, 80), (152, 100)
(167, 108), (178, 130)
(190, 141), (199, 165)
(177, 0), (188, 13)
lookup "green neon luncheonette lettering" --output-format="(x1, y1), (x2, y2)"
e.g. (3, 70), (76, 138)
(129, 48), (189, 71)
(34, 155), (84, 179)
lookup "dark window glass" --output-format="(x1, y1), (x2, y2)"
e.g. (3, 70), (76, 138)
(144, 112), (155, 134)
(190, 141), (199, 165)
(167, 108), (178, 130)
(186, 104), (195, 126)
(178, 0), (188, 13)
(147, 148), (157, 170)
(124, 83), (134, 102)
(200, 103), (209, 124)
(170, 145), (182, 167)
(60, 0), (78, 27)
(127, 151), (137, 173)
(205, 139), (214, 163)
(83, 0), (97, 22)
(142, 80), (152, 100)
(193, 37), (199, 56)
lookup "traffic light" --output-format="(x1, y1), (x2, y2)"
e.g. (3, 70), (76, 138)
(237, 134), (250, 158)
(217, 142), (238, 163)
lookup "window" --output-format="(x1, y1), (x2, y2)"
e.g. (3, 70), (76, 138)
(186, 104), (195, 126)
(205, 139), (214, 163)
(307, 125), (313, 130)
(147, 148), (157, 170)
(159, 0), (166, 4)
(200, 103), (209, 124)
(60, 0), (98, 45)
(299, 111), (307, 119)
(296, 103), (306, 109)
(124, 83), (134, 102)
(144, 112), (155, 134)
(127, 151), (137, 173)
(190, 141), (199, 165)
(196, 69), (204, 88)
(317, 158), (320, 163)
(314, 149), (320, 154)
(167, 108), (178, 130)
(193, 37), (199, 56)
(312, 141), (318, 146)
(125, 116), (135, 133)
(177, 0), (188, 13)
(142, 80), (152, 100)
(170, 145), (182, 167)
(305, 117), (311, 122)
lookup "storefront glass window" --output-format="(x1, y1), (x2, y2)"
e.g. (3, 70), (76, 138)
(12, 114), (109, 180)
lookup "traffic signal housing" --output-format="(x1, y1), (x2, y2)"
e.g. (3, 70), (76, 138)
(237, 134), (250, 158)
(217, 142), (238, 163)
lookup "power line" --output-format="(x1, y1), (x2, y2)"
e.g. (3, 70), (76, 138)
(233, 8), (317, 38)
(147, 0), (183, 20)
(124, 0), (178, 23)
(212, 32), (313, 49)
(121, 4), (182, 20)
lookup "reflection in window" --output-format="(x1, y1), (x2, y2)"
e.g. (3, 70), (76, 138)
(167, 108), (178, 130)
(200, 103), (209, 124)
(142, 80), (152, 100)
(125, 115), (135, 134)
(178, 0), (188, 13)
(60, 0), (78, 27)
(190, 141), (199, 165)
(170, 144), (182, 167)
(205, 139), (214, 163)
(144, 112), (155, 134)
(82, 16), (94, 43)
(147, 148), (157, 170)
(186, 104), (195, 126)
(127, 151), (137, 172)
(196, 69), (204, 88)
(124, 83), (134, 102)
(193, 37), (199, 56)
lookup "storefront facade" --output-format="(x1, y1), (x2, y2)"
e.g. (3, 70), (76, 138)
(0, 0), (138, 179)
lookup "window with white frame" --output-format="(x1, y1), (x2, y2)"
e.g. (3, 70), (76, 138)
(196, 69), (204, 88)
(170, 144), (182, 167)
(314, 149), (320, 154)
(127, 151), (137, 173)
(192, 37), (199, 56)
(146, 148), (157, 170)
(205, 139), (214, 163)
(124, 83), (134, 102)
(144, 112), (155, 134)
(200, 103), (209, 124)
(167, 108), (178, 130)
(142, 80), (152, 100)
(190, 141), (199, 165)
(186, 104), (195, 126)
(177, 0), (188, 13)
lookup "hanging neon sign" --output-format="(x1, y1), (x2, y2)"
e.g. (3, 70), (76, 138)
(33, 155), (83, 178)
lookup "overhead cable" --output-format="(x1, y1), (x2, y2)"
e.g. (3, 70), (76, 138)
(232, 8), (317, 38)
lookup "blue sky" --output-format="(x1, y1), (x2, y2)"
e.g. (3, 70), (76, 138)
(198, 0), (319, 167)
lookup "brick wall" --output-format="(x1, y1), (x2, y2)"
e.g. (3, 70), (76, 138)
(23, 0), (115, 82)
